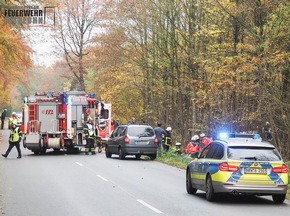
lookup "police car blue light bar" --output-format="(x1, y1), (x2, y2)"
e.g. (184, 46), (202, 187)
(218, 133), (261, 140)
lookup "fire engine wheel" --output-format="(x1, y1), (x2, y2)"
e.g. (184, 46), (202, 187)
(67, 147), (79, 154)
(53, 148), (61, 153)
(118, 148), (126, 160)
(23, 137), (26, 148)
(40, 148), (47, 155)
(135, 154), (141, 160)
(38, 139), (46, 155)
(105, 148), (111, 158)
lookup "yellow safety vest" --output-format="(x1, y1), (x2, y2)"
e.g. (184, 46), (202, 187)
(9, 117), (18, 126)
(9, 127), (22, 142)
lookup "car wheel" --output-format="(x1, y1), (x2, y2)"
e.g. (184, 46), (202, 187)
(206, 175), (215, 201)
(149, 154), (156, 160)
(118, 148), (125, 160)
(272, 194), (286, 204)
(135, 154), (141, 160)
(186, 168), (197, 194)
(105, 148), (112, 158)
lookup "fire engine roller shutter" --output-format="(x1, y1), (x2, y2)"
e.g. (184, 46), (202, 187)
(38, 105), (58, 132)
(71, 105), (83, 128)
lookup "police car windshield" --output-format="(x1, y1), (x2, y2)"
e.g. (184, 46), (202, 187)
(227, 147), (281, 161)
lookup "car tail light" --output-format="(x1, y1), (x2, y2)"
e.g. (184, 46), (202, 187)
(124, 136), (130, 144)
(154, 136), (158, 145)
(219, 162), (239, 172)
(272, 164), (288, 173)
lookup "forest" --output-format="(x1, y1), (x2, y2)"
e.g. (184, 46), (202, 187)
(0, 0), (289, 159)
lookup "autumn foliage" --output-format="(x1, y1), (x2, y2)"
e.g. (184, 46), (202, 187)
(1, 0), (290, 159)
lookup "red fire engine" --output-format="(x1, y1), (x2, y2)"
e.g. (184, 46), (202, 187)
(22, 91), (112, 154)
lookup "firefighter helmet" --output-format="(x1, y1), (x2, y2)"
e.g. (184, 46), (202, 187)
(191, 135), (199, 141)
(166, 127), (172, 131)
(200, 133), (205, 138)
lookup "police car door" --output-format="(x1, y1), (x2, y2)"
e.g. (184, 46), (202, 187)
(197, 143), (219, 190)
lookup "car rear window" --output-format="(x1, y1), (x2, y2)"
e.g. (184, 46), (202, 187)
(227, 147), (282, 161)
(128, 127), (154, 137)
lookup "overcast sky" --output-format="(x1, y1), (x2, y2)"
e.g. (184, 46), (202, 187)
(22, 26), (61, 67)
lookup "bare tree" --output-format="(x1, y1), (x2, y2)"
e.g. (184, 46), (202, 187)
(55, 0), (102, 90)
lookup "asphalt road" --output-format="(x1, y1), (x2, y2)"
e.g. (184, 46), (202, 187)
(0, 129), (289, 216)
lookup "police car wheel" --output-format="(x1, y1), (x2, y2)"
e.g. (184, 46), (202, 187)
(186, 169), (197, 194)
(206, 175), (215, 201)
(272, 194), (286, 204)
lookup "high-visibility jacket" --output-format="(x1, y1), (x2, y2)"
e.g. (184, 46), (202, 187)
(185, 142), (200, 155)
(162, 131), (172, 146)
(201, 137), (212, 148)
(9, 116), (18, 127)
(98, 127), (107, 139)
(9, 127), (22, 142)
(84, 123), (96, 139)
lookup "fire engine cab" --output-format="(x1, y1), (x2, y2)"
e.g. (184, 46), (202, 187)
(22, 91), (112, 154)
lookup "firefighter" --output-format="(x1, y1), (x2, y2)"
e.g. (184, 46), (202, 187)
(162, 127), (172, 152)
(262, 121), (272, 141)
(98, 119), (107, 139)
(2, 123), (22, 159)
(8, 112), (18, 129)
(114, 118), (120, 128)
(128, 117), (136, 124)
(200, 133), (212, 148)
(84, 119), (96, 155)
(185, 135), (200, 158)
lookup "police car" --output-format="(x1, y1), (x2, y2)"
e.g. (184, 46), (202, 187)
(186, 133), (289, 203)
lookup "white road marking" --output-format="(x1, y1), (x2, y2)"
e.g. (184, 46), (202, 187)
(137, 199), (163, 214)
(73, 162), (161, 213)
(75, 162), (83, 166)
(97, 175), (109, 182)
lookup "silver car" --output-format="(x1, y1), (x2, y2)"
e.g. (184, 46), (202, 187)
(106, 124), (158, 160)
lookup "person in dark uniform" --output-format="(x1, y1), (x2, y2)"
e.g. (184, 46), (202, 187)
(162, 127), (172, 152)
(1, 109), (7, 129)
(84, 119), (96, 155)
(2, 123), (22, 159)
